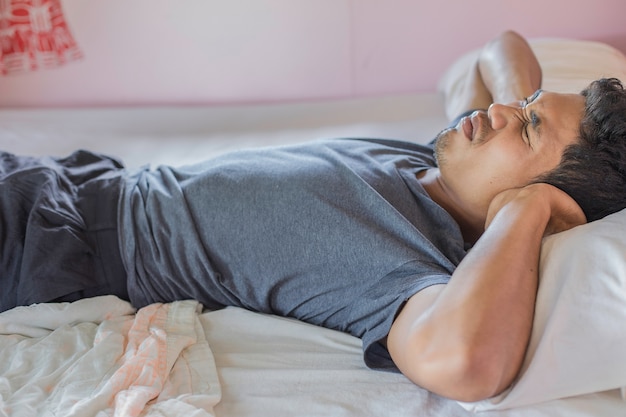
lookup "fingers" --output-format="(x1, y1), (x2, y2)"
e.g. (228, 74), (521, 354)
(485, 184), (586, 236)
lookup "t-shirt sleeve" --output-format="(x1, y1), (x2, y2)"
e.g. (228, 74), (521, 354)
(362, 273), (452, 372)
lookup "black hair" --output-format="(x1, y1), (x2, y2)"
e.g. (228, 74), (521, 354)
(536, 78), (626, 222)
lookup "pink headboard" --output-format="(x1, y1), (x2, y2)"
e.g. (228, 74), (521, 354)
(1, 0), (625, 107)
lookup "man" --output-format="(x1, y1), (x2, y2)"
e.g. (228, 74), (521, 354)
(2, 31), (625, 403)
(389, 31), (588, 401)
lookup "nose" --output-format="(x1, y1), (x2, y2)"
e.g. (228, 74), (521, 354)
(487, 103), (520, 130)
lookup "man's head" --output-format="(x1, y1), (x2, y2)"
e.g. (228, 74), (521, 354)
(433, 89), (585, 224)
(534, 78), (626, 222)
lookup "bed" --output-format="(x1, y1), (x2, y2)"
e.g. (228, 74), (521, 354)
(1, 38), (626, 417)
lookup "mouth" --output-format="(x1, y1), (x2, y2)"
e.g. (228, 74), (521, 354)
(461, 111), (486, 142)
(461, 115), (474, 141)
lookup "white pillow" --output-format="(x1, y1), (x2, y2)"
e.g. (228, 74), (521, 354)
(441, 38), (626, 410)
(464, 208), (626, 411)
(438, 38), (626, 120)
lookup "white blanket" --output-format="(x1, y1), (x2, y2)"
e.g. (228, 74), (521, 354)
(0, 297), (220, 417)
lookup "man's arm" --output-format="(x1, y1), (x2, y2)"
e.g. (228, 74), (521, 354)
(386, 31), (571, 402)
(478, 30), (542, 104)
(444, 30), (542, 119)
(387, 185), (585, 402)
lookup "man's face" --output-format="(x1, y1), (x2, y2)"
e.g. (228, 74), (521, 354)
(433, 90), (586, 219)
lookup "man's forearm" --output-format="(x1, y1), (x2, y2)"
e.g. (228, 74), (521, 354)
(389, 185), (585, 401)
(478, 30), (542, 103)
(400, 192), (548, 400)
(431, 191), (549, 394)
(442, 30), (541, 121)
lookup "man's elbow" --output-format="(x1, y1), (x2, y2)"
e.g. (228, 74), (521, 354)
(404, 344), (519, 403)
(444, 351), (514, 403)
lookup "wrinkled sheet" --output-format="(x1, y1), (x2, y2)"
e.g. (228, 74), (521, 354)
(1, 296), (624, 417)
(0, 296), (220, 417)
(202, 307), (626, 417)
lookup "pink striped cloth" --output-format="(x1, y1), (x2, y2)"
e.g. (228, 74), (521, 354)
(0, 296), (221, 416)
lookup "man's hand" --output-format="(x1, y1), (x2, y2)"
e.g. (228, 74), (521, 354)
(443, 30), (542, 120)
(486, 183), (586, 235)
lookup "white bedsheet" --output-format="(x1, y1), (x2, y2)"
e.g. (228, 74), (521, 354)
(205, 307), (626, 417)
(2, 297), (624, 417)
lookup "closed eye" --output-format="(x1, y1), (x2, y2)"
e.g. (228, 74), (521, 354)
(521, 97), (541, 146)
(518, 103), (533, 147)
(523, 90), (543, 140)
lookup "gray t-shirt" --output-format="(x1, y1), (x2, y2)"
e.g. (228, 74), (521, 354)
(119, 138), (467, 370)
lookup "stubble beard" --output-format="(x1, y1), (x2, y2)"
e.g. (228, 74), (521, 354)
(433, 128), (452, 168)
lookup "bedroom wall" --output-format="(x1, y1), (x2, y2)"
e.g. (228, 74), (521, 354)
(1, 0), (625, 107)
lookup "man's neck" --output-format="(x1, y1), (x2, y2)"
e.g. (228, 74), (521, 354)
(417, 168), (484, 245)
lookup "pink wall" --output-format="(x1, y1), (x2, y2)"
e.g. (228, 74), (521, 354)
(1, 0), (625, 107)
